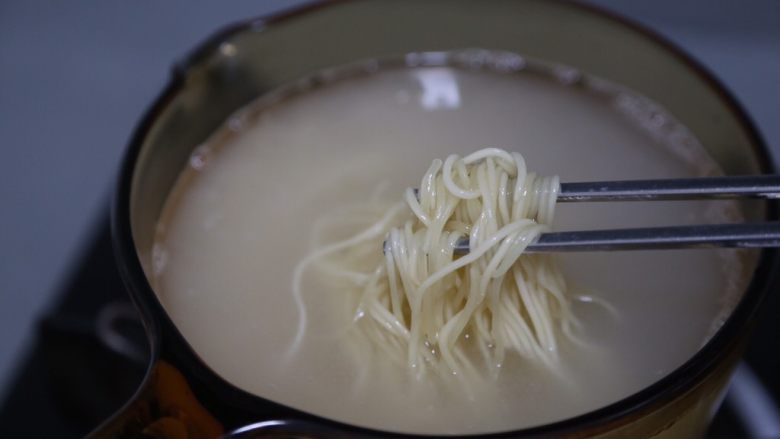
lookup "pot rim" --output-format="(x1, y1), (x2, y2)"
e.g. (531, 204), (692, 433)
(111, 1), (780, 437)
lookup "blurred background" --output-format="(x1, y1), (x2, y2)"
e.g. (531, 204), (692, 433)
(0, 0), (778, 437)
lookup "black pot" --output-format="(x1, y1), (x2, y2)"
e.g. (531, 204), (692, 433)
(95, 1), (779, 437)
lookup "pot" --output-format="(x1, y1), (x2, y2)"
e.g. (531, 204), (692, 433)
(94, 1), (779, 437)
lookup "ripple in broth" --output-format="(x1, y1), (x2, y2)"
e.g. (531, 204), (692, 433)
(152, 60), (752, 434)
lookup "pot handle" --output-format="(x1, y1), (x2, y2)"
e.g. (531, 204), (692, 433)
(86, 360), (224, 439)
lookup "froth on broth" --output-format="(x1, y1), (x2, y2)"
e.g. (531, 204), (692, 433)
(151, 54), (753, 434)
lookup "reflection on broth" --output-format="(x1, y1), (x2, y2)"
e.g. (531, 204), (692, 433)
(151, 53), (753, 434)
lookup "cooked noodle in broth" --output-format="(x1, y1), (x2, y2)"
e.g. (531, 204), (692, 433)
(152, 55), (754, 434)
(292, 148), (578, 382)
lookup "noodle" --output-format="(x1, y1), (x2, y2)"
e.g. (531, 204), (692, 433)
(292, 148), (578, 381)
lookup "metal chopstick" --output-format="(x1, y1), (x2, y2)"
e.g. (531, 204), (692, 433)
(558, 175), (780, 202)
(390, 175), (780, 254)
(450, 222), (780, 254)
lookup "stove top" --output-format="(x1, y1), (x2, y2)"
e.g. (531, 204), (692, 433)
(0, 210), (777, 438)
(0, 215), (148, 437)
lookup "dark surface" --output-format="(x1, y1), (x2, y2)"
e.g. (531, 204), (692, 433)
(0, 215), (149, 438)
(0, 210), (776, 437)
(744, 271), (780, 403)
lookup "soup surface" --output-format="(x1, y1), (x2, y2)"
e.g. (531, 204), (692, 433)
(152, 58), (750, 434)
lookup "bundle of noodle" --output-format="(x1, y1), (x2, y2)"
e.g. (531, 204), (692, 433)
(293, 148), (580, 382)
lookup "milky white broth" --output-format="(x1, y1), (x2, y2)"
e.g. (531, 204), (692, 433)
(151, 62), (751, 434)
